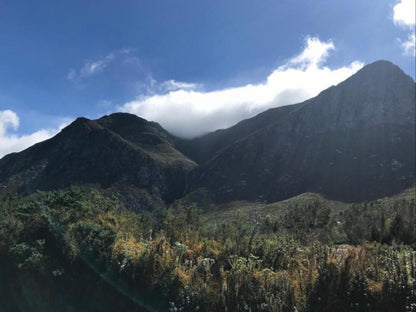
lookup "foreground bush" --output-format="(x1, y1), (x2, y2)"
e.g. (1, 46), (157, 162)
(0, 188), (415, 311)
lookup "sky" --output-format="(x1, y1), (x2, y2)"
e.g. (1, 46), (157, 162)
(0, 0), (415, 157)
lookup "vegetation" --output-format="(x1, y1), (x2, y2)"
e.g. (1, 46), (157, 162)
(0, 187), (415, 311)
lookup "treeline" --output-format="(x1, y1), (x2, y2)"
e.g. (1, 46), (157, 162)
(0, 187), (415, 311)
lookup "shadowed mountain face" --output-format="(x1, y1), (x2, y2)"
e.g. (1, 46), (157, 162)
(0, 60), (414, 205)
(0, 113), (197, 204)
(181, 60), (415, 202)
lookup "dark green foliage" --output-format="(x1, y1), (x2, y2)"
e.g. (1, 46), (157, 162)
(222, 194), (416, 246)
(0, 188), (415, 311)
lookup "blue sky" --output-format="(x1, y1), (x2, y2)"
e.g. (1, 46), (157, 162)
(0, 0), (415, 156)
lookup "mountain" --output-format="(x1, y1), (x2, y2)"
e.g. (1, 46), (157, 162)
(0, 60), (414, 205)
(182, 60), (415, 203)
(0, 113), (197, 207)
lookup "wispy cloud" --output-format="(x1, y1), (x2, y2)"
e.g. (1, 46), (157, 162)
(120, 36), (363, 138)
(67, 49), (134, 82)
(288, 37), (335, 68)
(0, 110), (68, 158)
(393, 0), (415, 56)
(160, 80), (200, 92)
(401, 33), (416, 56)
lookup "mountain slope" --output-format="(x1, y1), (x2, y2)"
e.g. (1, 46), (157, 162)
(0, 113), (197, 204)
(185, 60), (415, 202)
(0, 60), (413, 205)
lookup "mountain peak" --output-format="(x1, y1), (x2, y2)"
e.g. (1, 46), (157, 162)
(310, 59), (416, 128)
(342, 59), (414, 87)
(98, 112), (148, 124)
(63, 113), (153, 135)
(366, 59), (399, 69)
(0, 111), (197, 205)
(185, 60), (415, 203)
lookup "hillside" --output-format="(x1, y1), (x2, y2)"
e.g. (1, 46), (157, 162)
(184, 60), (415, 203)
(0, 113), (197, 208)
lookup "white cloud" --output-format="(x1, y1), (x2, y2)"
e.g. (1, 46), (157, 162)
(160, 80), (200, 92)
(393, 0), (415, 27)
(393, 0), (415, 56)
(120, 37), (363, 138)
(0, 110), (19, 136)
(288, 37), (335, 68)
(134, 77), (200, 95)
(401, 32), (416, 56)
(0, 110), (66, 158)
(67, 49), (133, 82)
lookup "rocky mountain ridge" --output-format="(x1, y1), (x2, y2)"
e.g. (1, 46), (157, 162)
(184, 60), (415, 202)
(0, 60), (414, 207)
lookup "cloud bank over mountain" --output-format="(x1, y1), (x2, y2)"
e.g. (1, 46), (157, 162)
(121, 37), (363, 138)
(0, 37), (364, 157)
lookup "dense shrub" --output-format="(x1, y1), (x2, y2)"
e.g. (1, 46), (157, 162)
(0, 188), (415, 311)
